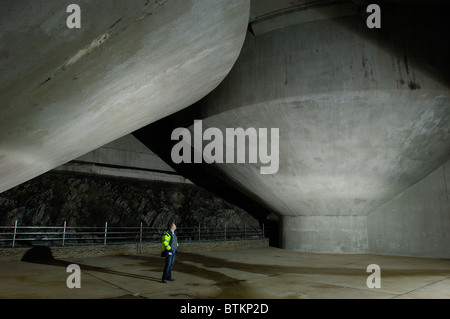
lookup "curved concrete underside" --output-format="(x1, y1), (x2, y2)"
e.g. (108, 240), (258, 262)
(0, 0), (250, 193)
(185, 4), (450, 218)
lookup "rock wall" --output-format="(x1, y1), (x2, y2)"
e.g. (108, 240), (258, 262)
(0, 171), (260, 231)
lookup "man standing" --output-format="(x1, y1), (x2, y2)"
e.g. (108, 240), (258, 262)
(161, 220), (179, 283)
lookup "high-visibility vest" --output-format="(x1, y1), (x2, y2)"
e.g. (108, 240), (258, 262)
(161, 230), (179, 252)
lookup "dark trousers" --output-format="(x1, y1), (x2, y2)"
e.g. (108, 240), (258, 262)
(162, 252), (176, 281)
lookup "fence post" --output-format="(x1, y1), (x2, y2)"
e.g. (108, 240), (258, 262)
(198, 223), (201, 242)
(12, 220), (18, 248)
(63, 221), (67, 246)
(104, 222), (108, 245)
(224, 224), (226, 241)
(139, 222), (143, 254)
(262, 223), (265, 239)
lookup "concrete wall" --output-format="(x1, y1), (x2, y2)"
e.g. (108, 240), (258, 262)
(55, 134), (191, 184)
(75, 134), (175, 173)
(282, 215), (368, 253)
(282, 159), (450, 258)
(367, 159), (450, 258)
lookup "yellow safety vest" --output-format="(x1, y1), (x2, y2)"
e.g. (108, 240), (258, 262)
(161, 231), (179, 252)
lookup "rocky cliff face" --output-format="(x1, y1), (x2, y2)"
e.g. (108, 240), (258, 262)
(0, 171), (260, 231)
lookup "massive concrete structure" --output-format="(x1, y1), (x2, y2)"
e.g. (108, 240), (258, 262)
(0, 0), (250, 193)
(186, 4), (450, 256)
(179, 2), (450, 257)
(1, 1), (449, 257)
(135, 1), (450, 257)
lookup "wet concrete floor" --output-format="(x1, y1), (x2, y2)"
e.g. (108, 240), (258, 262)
(1, 247), (449, 299)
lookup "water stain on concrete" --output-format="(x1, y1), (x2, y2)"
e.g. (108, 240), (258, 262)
(129, 252), (450, 298)
(15, 247), (450, 299)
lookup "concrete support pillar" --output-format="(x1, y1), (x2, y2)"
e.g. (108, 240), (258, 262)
(367, 159), (450, 258)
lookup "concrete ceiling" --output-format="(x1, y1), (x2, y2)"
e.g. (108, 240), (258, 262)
(0, 0), (250, 193)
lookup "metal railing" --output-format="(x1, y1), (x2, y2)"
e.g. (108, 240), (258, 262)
(0, 220), (266, 248)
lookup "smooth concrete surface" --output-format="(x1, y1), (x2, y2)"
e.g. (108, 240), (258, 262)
(282, 158), (450, 257)
(55, 134), (191, 184)
(74, 134), (176, 174)
(192, 5), (450, 218)
(0, 0), (250, 193)
(368, 159), (450, 258)
(282, 215), (369, 254)
(1, 247), (449, 299)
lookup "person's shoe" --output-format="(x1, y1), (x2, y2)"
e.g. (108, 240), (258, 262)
(168, 278), (175, 281)
(162, 280), (167, 283)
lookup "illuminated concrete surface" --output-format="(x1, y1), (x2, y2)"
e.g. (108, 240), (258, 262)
(0, 247), (449, 299)
(0, 0), (250, 193)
